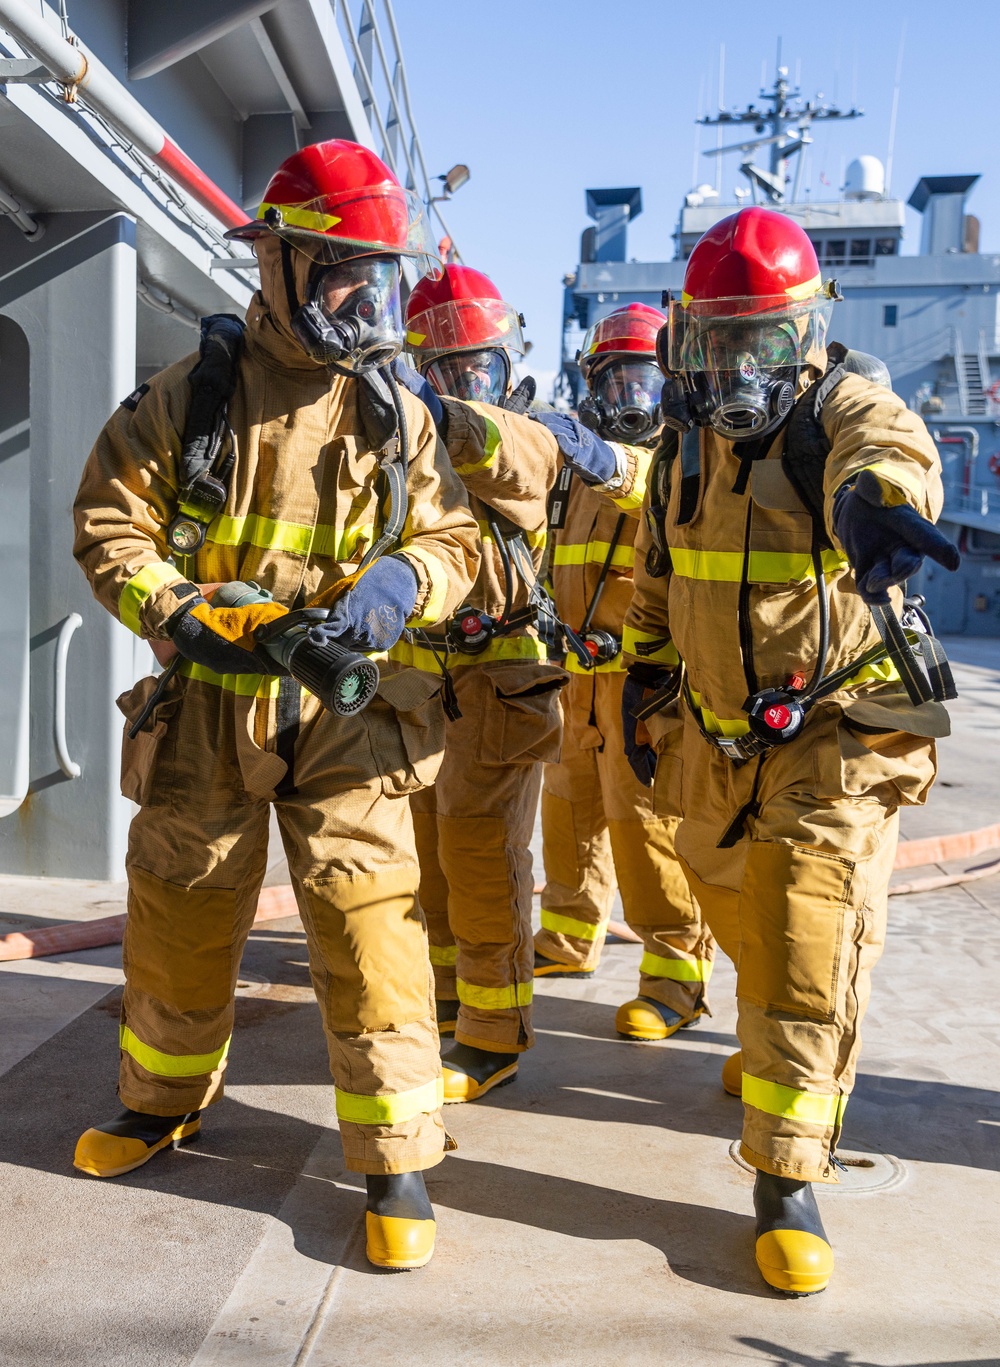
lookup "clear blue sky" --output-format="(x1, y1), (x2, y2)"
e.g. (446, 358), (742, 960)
(395, 0), (1000, 377)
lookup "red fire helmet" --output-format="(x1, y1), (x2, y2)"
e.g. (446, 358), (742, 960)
(681, 207), (822, 314)
(405, 263), (525, 359)
(665, 207), (836, 375)
(226, 139), (438, 272)
(578, 302), (666, 381)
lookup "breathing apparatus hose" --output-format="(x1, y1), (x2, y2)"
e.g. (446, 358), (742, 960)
(804, 543), (831, 697)
(486, 511), (515, 628)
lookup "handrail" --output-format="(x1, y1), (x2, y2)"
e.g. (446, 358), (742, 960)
(53, 612), (82, 779)
(0, 0), (245, 228)
(335, 0), (460, 254)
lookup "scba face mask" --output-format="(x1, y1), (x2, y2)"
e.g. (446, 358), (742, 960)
(663, 292), (834, 440)
(291, 257), (404, 373)
(579, 359), (663, 442)
(697, 353), (798, 440)
(424, 348), (510, 404)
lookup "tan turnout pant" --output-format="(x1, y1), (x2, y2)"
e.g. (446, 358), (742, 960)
(670, 703), (936, 1183)
(533, 670), (714, 1019)
(117, 664), (448, 1176)
(411, 659), (566, 1053)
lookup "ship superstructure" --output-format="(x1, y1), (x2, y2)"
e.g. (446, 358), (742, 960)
(560, 65), (1000, 637)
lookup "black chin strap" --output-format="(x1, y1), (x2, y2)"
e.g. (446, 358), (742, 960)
(279, 240), (299, 321)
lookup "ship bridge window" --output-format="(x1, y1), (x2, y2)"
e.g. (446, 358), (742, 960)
(825, 240), (846, 265)
(850, 238), (872, 262)
(875, 237), (897, 256)
(883, 304), (898, 327)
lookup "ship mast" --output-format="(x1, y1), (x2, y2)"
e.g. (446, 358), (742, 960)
(700, 47), (862, 205)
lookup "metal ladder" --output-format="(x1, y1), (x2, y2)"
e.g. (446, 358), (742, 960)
(954, 329), (989, 415)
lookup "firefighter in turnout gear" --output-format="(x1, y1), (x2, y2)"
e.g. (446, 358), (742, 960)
(400, 265), (618, 1102)
(71, 140), (481, 1272)
(531, 304), (716, 1043)
(625, 206), (959, 1295)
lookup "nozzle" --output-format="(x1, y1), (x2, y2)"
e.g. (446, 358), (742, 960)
(280, 630), (380, 717)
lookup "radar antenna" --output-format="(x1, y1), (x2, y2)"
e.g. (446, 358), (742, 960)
(700, 53), (862, 205)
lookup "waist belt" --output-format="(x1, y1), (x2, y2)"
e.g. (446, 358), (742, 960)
(683, 600), (956, 769)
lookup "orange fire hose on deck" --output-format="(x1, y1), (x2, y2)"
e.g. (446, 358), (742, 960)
(4, 823), (1000, 963)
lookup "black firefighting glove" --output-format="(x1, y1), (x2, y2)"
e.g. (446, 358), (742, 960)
(834, 469), (960, 605)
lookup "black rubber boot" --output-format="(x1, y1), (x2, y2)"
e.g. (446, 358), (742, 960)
(436, 999), (458, 1034)
(366, 1170), (434, 1221)
(365, 1171), (436, 1270)
(440, 1040), (520, 1103)
(74, 1106), (201, 1178)
(533, 951), (595, 980)
(753, 1170), (834, 1295)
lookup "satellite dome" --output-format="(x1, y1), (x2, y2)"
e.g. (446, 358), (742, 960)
(844, 156), (886, 200)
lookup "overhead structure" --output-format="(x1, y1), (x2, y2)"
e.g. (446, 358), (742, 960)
(699, 63), (861, 206)
(0, 0), (452, 878)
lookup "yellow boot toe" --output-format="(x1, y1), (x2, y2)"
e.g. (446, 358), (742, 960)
(755, 1229), (833, 1295)
(721, 1050), (742, 1096)
(365, 1212), (436, 1270)
(441, 1060), (518, 1103)
(615, 997), (692, 1041)
(73, 1117), (200, 1178)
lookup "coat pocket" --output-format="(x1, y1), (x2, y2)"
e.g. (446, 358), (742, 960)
(814, 698), (942, 809)
(371, 666), (447, 796)
(117, 673), (182, 806)
(737, 839), (853, 1023)
(650, 701), (685, 818)
(476, 663), (568, 766)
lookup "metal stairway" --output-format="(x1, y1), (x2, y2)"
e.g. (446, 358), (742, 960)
(954, 330), (990, 415)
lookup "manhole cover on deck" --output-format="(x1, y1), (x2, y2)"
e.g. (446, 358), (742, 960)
(728, 1140), (907, 1194)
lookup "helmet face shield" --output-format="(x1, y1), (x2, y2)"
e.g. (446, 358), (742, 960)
(424, 349), (510, 404)
(406, 297), (524, 360)
(292, 257), (404, 372)
(666, 293), (834, 372)
(583, 358), (663, 441)
(234, 185), (441, 278)
(578, 305), (665, 383)
(665, 291), (835, 440)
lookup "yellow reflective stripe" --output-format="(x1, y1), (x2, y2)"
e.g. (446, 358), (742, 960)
(259, 201), (342, 233)
(453, 406), (503, 477)
(669, 547), (847, 583)
(564, 652), (625, 675)
(785, 272), (822, 301)
(552, 541), (635, 569)
(450, 635), (544, 667)
(334, 1077), (444, 1126)
(387, 639), (445, 674)
(689, 651), (902, 738)
(622, 625), (679, 667)
(119, 563), (186, 636)
(742, 1073), (846, 1127)
(456, 978), (533, 1009)
(478, 519), (547, 552)
(540, 910), (604, 942)
(208, 514), (312, 555)
(405, 328), (427, 347)
(206, 514), (377, 561)
(640, 951), (713, 983)
(402, 546), (449, 627)
(688, 687), (750, 738)
(429, 943), (458, 967)
(388, 633), (545, 672)
(120, 1025), (230, 1078)
(179, 660), (283, 698)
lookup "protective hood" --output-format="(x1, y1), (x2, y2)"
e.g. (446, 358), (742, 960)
(246, 236), (328, 372)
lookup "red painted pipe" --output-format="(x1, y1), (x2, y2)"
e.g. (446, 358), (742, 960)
(0, 0), (247, 230)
